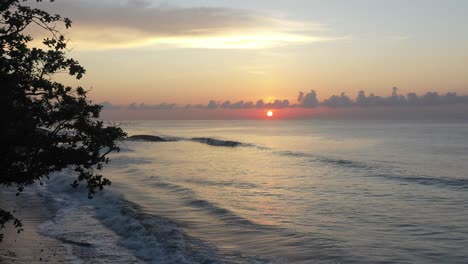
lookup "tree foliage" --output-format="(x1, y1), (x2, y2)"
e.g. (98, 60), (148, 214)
(0, 0), (126, 241)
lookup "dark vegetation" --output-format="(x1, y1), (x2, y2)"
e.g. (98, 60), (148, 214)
(0, 0), (126, 241)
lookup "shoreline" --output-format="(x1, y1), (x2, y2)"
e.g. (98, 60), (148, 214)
(0, 188), (68, 263)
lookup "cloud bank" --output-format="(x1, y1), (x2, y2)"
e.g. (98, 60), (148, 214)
(102, 88), (468, 111)
(31, 0), (336, 49)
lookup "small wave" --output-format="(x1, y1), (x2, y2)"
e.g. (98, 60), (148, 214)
(376, 174), (468, 189)
(187, 199), (271, 229)
(275, 150), (468, 190)
(148, 181), (197, 198)
(118, 147), (135, 153)
(143, 177), (272, 230)
(276, 150), (371, 169)
(110, 155), (153, 167)
(318, 157), (371, 169)
(127, 135), (170, 142)
(184, 178), (258, 189)
(190, 137), (244, 147)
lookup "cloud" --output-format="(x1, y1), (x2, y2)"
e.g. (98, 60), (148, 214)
(128, 102), (176, 110)
(30, 0), (338, 50)
(100, 101), (123, 110)
(220, 101), (231, 109)
(324, 88), (468, 108)
(101, 88), (468, 112)
(298, 90), (319, 108)
(230, 101), (254, 109)
(256, 100), (265, 108)
(266, 99), (290, 109)
(230, 101), (246, 109)
(219, 89), (468, 109)
(203, 99), (289, 109)
(207, 100), (218, 109)
(297, 92), (304, 103)
(206, 100), (255, 109)
(322, 92), (353, 108)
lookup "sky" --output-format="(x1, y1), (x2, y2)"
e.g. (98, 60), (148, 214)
(32, 0), (468, 119)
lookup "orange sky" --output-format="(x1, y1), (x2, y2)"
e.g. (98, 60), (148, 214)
(31, 0), (468, 119)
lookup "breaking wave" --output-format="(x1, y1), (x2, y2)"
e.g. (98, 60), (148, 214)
(40, 172), (221, 264)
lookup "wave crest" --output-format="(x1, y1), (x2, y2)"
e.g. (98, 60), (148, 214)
(42, 172), (220, 264)
(125, 134), (249, 147)
(190, 137), (243, 147)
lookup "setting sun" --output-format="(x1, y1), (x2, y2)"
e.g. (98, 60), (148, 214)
(267, 110), (274, 117)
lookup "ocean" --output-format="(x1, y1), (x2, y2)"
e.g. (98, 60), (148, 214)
(38, 120), (468, 263)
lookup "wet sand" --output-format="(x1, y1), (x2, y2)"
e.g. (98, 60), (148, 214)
(0, 189), (68, 263)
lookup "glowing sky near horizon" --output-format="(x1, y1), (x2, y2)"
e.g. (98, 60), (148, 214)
(36, 0), (468, 109)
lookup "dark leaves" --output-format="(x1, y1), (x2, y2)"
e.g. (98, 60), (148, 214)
(1, 0), (126, 240)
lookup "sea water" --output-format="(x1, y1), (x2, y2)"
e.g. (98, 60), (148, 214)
(39, 120), (468, 263)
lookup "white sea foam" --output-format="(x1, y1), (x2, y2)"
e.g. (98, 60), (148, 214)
(39, 171), (220, 264)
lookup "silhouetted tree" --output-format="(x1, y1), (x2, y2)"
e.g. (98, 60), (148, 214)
(0, 0), (126, 241)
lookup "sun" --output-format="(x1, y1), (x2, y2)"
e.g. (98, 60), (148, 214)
(267, 110), (274, 117)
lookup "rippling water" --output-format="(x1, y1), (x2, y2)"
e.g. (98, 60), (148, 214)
(41, 120), (468, 263)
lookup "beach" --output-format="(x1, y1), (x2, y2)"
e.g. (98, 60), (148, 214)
(0, 189), (68, 263)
